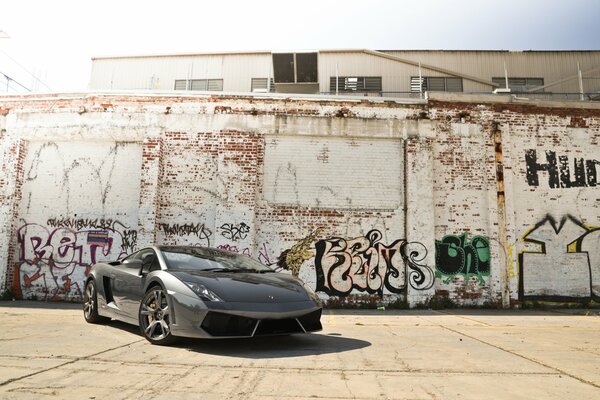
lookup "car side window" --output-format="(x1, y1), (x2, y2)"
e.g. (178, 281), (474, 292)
(138, 249), (159, 274)
(148, 256), (161, 272)
(121, 250), (141, 262)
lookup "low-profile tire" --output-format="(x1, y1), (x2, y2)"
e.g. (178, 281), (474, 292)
(83, 279), (109, 324)
(139, 287), (176, 345)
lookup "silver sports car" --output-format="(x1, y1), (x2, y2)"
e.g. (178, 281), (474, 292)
(83, 246), (322, 345)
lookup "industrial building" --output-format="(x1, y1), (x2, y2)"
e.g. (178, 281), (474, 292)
(89, 49), (600, 100)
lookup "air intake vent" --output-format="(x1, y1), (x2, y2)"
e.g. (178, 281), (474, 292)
(254, 318), (304, 336)
(297, 309), (323, 332)
(201, 312), (257, 337)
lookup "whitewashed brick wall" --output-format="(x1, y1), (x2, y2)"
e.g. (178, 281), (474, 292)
(0, 93), (598, 307)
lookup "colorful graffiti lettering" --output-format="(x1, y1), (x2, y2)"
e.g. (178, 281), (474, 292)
(519, 215), (600, 301)
(16, 222), (137, 301)
(525, 149), (600, 188)
(435, 233), (490, 284)
(219, 222), (250, 241)
(314, 229), (433, 296)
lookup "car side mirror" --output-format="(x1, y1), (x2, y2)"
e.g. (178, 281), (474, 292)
(122, 259), (143, 269)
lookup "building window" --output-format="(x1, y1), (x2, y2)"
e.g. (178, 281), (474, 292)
(329, 77), (382, 92)
(410, 76), (463, 92)
(272, 52), (318, 84)
(492, 77), (544, 92)
(173, 79), (223, 91)
(251, 78), (275, 93)
(174, 80), (187, 90)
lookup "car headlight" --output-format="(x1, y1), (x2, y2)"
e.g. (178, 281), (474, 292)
(184, 281), (223, 302)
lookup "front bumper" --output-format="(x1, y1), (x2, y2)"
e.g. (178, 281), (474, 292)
(168, 291), (322, 339)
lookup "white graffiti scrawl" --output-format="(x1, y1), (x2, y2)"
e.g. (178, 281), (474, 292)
(16, 221), (137, 301)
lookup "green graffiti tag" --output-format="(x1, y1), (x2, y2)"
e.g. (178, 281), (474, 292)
(435, 233), (490, 284)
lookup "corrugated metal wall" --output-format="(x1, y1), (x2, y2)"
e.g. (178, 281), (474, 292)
(90, 53), (273, 91)
(384, 51), (600, 94)
(89, 51), (600, 95)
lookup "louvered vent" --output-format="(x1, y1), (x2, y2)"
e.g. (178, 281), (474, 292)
(492, 77), (544, 92)
(410, 77), (424, 93)
(251, 78), (275, 92)
(329, 77), (382, 92)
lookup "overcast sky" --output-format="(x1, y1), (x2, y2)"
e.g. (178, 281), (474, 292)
(1, 0), (599, 92)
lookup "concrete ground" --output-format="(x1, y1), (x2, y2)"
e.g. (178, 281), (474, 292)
(0, 302), (599, 400)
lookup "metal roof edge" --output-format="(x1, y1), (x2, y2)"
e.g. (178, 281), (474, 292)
(92, 48), (600, 60)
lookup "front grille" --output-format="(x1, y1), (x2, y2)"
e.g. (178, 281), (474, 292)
(201, 312), (257, 337)
(254, 318), (304, 336)
(297, 309), (322, 332)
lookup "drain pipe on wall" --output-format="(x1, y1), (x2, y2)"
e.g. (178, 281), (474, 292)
(403, 137), (409, 306)
(492, 122), (511, 308)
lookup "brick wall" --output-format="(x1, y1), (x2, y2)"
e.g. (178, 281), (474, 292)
(0, 92), (598, 307)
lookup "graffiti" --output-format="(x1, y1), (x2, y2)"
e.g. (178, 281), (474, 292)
(46, 217), (128, 231)
(216, 243), (272, 265)
(506, 243), (516, 279)
(519, 215), (600, 301)
(158, 222), (212, 245)
(278, 228), (324, 277)
(16, 222), (137, 301)
(435, 234), (490, 284)
(122, 230), (138, 254)
(314, 229), (434, 296)
(219, 222), (250, 241)
(525, 149), (600, 188)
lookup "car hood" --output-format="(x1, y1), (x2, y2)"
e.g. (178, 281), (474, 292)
(169, 270), (311, 303)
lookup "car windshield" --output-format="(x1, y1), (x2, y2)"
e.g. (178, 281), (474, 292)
(160, 247), (273, 273)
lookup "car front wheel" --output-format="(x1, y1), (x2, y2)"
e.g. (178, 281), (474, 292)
(83, 279), (109, 324)
(139, 287), (176, 345)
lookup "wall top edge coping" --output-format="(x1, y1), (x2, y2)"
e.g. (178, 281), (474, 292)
(428, 92), (600, 110)
(0, 91), (426, 106)
(1, 91), (599, 114)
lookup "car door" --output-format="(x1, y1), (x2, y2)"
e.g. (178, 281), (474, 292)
(111, 249), (155, 319)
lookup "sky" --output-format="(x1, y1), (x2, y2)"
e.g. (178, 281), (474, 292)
(0, 0), (599, 93)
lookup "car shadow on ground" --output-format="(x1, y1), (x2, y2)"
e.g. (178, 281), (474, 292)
(99, 316), (371, 358)
(175, 333), (371, 359)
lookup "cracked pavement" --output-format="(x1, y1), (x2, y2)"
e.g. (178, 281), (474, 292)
(1, 302), (599, 399)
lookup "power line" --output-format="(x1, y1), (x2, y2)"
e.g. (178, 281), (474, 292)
(0, 70), (31, 92)
(0, 48), (52, 91)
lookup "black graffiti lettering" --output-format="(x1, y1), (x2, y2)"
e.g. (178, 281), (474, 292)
(219, 222), (250, 241)
(559, 156), (586, 188)
(585, 159), (600, 186)
(525, 149), (559, 188)
(158, 222), (212, 244)
(526, 150), (600, 189)
(121, 230), (138, 254)
(46, 217), (128, 231)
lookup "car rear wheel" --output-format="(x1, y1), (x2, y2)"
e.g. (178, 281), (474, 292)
(139, 287), (176, 345)
(83, 280), (109, 324)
